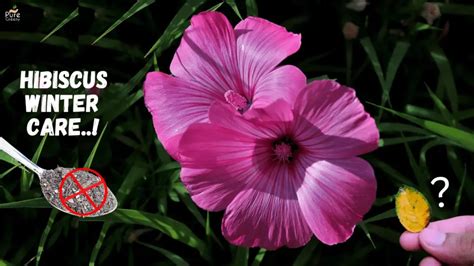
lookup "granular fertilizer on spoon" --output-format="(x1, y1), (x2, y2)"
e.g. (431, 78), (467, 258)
(39, 167), (115, 217)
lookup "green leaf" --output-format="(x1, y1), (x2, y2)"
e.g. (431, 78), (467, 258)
(0, 32), (78, 52)
(360, 37), (385, 92)
(0, 186), (14, 202)
(358, 223), (376, 249)
(41, 8), (78, 43)
(35, 210), (58, 266)
(84, 123), (108, 168)
(24, 133), (49, 192)
(145, 0), (208, 57)
(83, 209), (209, 261)
(363, 208), (396, 223)
(92, 0), (156, 45)
(379, 135), (435, 147)
(371, 159), (415, 187)
(384, 42), (410, 102)
(426, 85), (455, 125)
(430, 45), (458, 113)
(0, 151), (21, 167)
(137, 241), (189, 266)
(405, 104), (443, 122)
(378, 122), (431, 135)
(245, 0), (258, 16)
(251, 248), (265, 266)
(455, 108), (474, 121)
(232, 247), (249, 266)
(370, 104), (474, 152)
(89, 160), (147, 265)
(365, 224), (399, 244)
(293, 239), (318, 266)
(0, 165), (20, 180)
(0, 259), (13, 266)
(152, 162), (180, 174)
(226, 0), (243, 20)
(360, 38), (409, 120)
(207, 1), (224, 12)
(454, 165), (467, 215)
(0, 197), (50, 208)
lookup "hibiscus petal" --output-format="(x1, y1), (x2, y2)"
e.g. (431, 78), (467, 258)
(235, 17), (301, 96)
(294, 80), (379, 158)
(222, 165), (312, 249)
(297, 157), (376, 245)
(207, 100), (294, 140)
(144, 72), (216, 158)
(252, 65), (306, 109)
(179, 123), (261, 211)
(170, 11), (243, 95)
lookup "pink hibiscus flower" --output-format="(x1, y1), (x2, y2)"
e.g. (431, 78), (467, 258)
(178, 80), (379, 249)
(144, 11), (305, 159)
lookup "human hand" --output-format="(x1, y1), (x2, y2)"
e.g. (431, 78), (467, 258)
(400, 216), (474, 266)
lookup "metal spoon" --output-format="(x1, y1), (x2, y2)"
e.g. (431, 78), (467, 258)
(0, 137), (117, 217)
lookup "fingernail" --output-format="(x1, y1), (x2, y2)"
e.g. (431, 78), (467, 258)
(421, 228), (446, 246)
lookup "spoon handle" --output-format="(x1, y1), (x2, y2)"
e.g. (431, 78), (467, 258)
(0, 137), (45, 176)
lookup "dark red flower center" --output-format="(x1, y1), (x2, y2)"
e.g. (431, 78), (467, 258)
(272, 137), (298, 163)
(224, 90), (250, 113)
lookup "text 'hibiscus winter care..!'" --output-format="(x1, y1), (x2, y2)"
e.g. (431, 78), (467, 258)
(20, 70), (107, 136)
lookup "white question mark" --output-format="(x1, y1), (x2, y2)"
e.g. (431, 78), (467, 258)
(431, 176), (449, 208)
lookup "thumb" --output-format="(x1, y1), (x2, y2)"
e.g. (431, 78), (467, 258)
(419, 228), (474, 265)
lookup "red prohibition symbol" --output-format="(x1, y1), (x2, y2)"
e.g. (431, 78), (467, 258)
(59, 168), (108, 217)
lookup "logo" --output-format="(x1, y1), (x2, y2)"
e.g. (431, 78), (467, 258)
(5, 5), (20, 22)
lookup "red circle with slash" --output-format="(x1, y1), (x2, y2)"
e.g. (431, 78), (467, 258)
(58, 168), (108, 217)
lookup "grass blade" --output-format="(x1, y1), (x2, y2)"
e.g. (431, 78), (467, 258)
(251, 248), (265, 266)
(378, 122), (431, 135)
(365, 224), (399, 244)
(92, 0), (156, 45)
(430, 45), (458, 113)
(454, 166), (466, 214)
(24, 133), (49, 192)
(0, 197), (50, 208)
(136, 241), (189, 266)
(226, 0), (243, 20)
(384, 42), (410, 102)
(89, 160), (147, 265)
(371, 158), (415, 187)
(379, 135), (434, 147)
(370, 104), (474, 152)
(360, 37), (385, 90)
(35, 210), (58, 266)
(145, 0), (208, 57)
(84, 123), (108, 168)
(207, 1), (224, 12)
(232, 247), (249, 266)
(363, 208), (396, 223)
(358, 223), (376, 249)
(0, 151), (21, 167)
(41, 8), (78, 43)
(426, 85), (455, 125)
(245, 0), (258, 16)
(84, 209), (209, 260)
(293, 239), (318, 266)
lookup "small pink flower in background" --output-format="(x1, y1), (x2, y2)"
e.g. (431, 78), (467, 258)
(144, 11), (305, 159)
(421, 2), (441, 25)
(342, 22), (359, 40)
(178, 80), (379, 249)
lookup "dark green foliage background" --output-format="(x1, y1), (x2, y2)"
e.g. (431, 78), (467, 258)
(0, 0), (473, 265)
